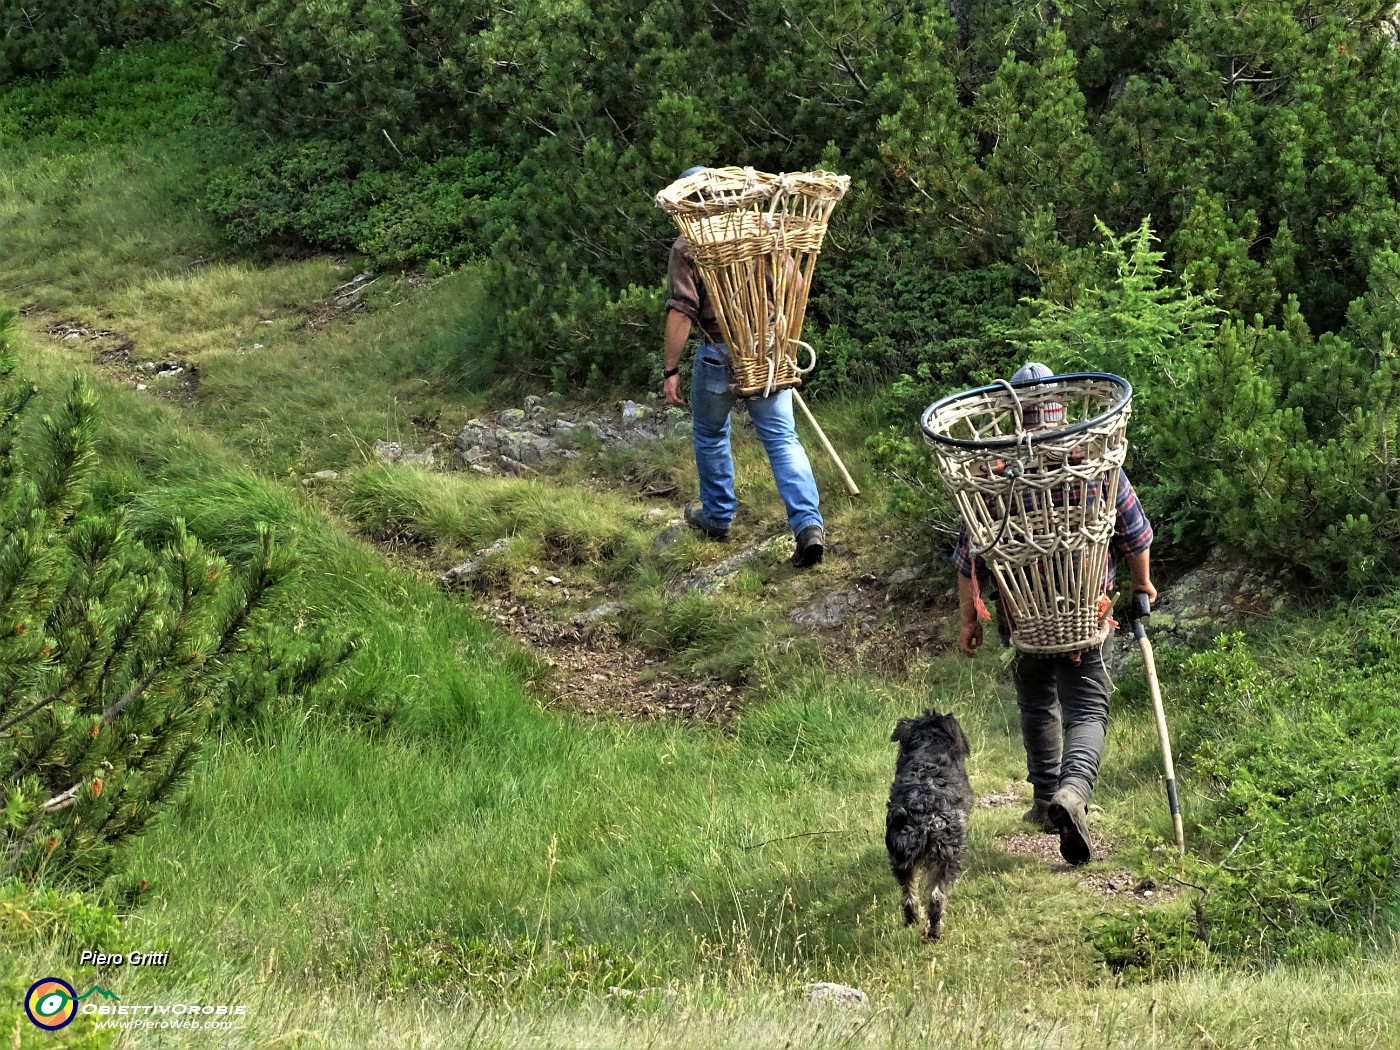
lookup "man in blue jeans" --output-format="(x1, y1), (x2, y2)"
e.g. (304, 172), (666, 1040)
(660, 167), (825, 567)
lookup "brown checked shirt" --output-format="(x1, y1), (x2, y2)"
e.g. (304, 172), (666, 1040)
(665, 238), (722, 345)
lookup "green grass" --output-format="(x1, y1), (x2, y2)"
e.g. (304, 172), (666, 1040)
(4, 41), (1399, 1050)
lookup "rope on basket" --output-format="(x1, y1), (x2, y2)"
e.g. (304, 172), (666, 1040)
(968, 379), (1035, 624)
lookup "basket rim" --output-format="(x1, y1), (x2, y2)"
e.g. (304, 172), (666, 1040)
(920, 372), (1132, 450)
(654, 167), (851, 214)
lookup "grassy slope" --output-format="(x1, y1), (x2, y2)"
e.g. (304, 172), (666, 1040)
(2, 44), (1397, 1049)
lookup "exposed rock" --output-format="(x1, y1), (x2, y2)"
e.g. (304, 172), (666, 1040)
(399, 448), (436, 466)
(667, 534), (786, 596)
(499, 431), (556, 465)
(888, 564), (927, 587)
(435, 398), (689, 476)
(462, 446), (497, 468)
(1108, 547), (1290, 670)
(439, 538), (512, 592)
(574, 600), (625, 625)
(1147, 549), (1283, 641)
(375, 440), (438, 467)
(651, 519), (688, 551)
(301, 470), (340, 487)
(805, 982), (867, 1008)
(586, 420), (618, 443)
(791, 590), (860, 628)
(455, 420), (498, 452)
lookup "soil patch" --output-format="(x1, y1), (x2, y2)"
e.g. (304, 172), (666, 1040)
(44, 318), (199, 402)
(481, 594), (740, 724)
(303, 270), (380, 330)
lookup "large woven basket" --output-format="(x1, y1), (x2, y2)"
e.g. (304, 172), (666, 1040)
(655, 167), (849, 397)
(921, 373), (1133, 654)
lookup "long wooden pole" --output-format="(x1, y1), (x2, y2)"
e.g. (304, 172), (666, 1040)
(791, 389), (859, 496)
(1132, 594), (1185, 855)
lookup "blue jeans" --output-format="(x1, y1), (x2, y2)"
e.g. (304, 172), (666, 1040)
(690, 345), (823, 535)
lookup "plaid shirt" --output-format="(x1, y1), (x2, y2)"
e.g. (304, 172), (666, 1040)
(952, 471), (1152, 590)
(666, 238), (721, 343)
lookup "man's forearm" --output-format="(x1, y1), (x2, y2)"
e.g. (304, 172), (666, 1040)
(957, 574), (978, 624)
(1125, 550), (1151, 590)
(664, 311), (693, 370)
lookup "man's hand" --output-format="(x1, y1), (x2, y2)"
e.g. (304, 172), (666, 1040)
(959, 619), (983, 658)
(662, 310), (691, 408)
(663, 373), (685, 408)
(1124, 550), (1156, 605)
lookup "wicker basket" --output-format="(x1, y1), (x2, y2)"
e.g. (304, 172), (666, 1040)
(656, 167), (849, 397)
(920, 373), (1133, 654)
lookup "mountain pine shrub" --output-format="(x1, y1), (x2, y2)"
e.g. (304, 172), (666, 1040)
(0, 307), (345, 884)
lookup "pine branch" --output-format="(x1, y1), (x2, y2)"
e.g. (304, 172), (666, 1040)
(40, 783), (81, 813)
(99, 663), (163, 724)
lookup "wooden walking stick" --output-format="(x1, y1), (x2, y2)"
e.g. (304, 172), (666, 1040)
(792, 389), (859, 496)
(1130, 591), (1186, 855)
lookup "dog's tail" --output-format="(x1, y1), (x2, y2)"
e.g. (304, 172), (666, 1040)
(885, 806), (927, 873)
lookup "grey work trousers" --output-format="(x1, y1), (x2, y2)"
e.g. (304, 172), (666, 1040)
(1012, 640), (1111, 804)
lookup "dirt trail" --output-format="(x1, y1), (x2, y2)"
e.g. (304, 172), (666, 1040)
(447, 525), (958, 724)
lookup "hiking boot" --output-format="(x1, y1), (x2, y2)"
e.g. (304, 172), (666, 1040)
(683, 502), (729, 542)
(791, 525), (825, 568)
(1022, 798), (1057, 834)
(1048, 786), (1093, 866)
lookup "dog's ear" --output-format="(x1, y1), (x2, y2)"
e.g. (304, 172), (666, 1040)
(942, 714), (971, 759)
(890, 718), (914, 745)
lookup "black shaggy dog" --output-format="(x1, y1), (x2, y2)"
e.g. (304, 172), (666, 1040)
(886, 710), (973, 941)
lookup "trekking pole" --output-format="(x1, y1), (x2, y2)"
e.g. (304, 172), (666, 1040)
(791, 390), (859, 496)
(1131, 592), (1186, 855)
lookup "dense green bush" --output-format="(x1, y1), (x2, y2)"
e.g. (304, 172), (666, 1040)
(198, 0), (1400, 397)
(206, 139), (513, 268)
(0, 0), (192, 83)
(1096, 617), (1400, 973)
(870, 219), (1400, 587)
(1019, 222), (1400, 586)
(0, 41), (220, 144)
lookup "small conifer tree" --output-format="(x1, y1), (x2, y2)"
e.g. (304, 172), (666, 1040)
(0, 306), (339, 883)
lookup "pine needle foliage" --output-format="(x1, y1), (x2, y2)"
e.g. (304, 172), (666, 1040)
(0, 306), (344, 883)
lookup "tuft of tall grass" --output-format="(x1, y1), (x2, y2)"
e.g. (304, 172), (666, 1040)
(339, 464), (651, 573)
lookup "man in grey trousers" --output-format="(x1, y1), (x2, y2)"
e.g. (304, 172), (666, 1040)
(952, 362), (1157, 866)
